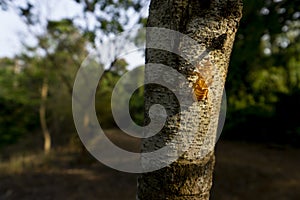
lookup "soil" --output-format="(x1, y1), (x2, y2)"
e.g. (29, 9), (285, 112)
(0, 130), (299, 200)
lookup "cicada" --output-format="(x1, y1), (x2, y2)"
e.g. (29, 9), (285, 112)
(192, 59), (213, 101)
(193, 75), (209, 101)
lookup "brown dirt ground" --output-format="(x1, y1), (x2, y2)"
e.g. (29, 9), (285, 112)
(0, 130), (299, 200)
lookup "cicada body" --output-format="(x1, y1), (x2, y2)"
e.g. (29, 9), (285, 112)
(192, 59), (213, 101)
(193, 76), (209, 101)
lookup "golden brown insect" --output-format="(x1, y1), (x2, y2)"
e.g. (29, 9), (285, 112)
(193, 75), (209, 101)
(192, 59), (213, 101)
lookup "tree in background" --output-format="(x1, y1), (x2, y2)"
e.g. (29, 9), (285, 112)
(0, 0), (146, 152)
(15, 19), (89, 153)
(0, 0), (299, 178)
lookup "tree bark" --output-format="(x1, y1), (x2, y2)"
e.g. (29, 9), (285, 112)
(39, 78), (51, 154)
(137, 0), (243, 199)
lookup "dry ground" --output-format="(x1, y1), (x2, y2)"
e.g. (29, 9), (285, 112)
(0, 129), (299, 200)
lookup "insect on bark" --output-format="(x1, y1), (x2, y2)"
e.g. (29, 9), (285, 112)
(192, 59), (213, 101)
(193, 75), (209, 101)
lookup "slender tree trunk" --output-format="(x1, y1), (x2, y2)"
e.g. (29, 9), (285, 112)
(137, 0), (243, 199)
(39, 78), (51, 154)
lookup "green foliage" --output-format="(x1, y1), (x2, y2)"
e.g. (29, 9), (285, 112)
(0, 0), (148, 149)
(0, 19), (90, 147)
(1, 0), (299, 146)
(78, 0), (145, 33)
(96, 64), (144, 128)
(0, 97), (39, 147)
(0, 58), (39, 147)
(96, 71), (120, 128)
(224, 0), (300, 143)
(1, 0), (148, 45)
(129, 86), (144, 126)
(129, 66), (144, 126)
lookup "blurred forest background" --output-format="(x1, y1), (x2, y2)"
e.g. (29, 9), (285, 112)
(0, 0), (299, 199)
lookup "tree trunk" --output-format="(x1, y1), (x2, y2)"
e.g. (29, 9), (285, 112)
(137, 0), (243, 199)
(39, 78), (51, 154)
